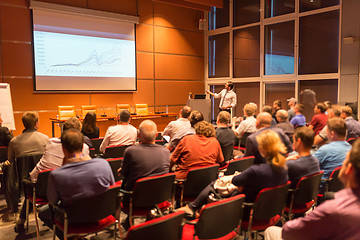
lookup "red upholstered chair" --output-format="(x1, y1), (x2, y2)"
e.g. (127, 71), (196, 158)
(241, 181), (291, 239)
(125, 211), (185, 240)
(23, 169), (52, 239)
(51, 184), (121, 240)
(104, 145), (131, 158)
(90, 137), (104, 156)
(120, 173), (176, 227)
(182, 194), (245, 240)
(285, 171), (323, 220)
(233, 132), (251, 152)
(223, 156), (254, 176)
(347, 137), (357, 145)
(106, 158), (123, 182)
(176, 165), (219, 207)
(0, 146), (8, 163)
(326, 167), (344, 192)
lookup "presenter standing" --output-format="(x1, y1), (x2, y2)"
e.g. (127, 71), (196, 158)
(206, 81), (237, 113)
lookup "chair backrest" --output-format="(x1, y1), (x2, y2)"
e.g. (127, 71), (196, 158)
(81, 105), (97, 116)
(0, 146), (8, 163)
(221, 144), (234, 162)
(328, 167), (344, 192)
(125, 211), (184, 240)
(224, 156), (255, 175)
(135, 104), (148, 115)
(106, 158), (123, 182)
(195, 194), (245, 239)
(116, 104), (131, 114)
(132, 173), (175, 208)
(90, 137), (104, 155)
(104, 145), (130, 158)
(58, 106), (76, 121)
(183, 165), (219, 198)
(347, 137), (357, 145)
(35, 169), (52, 197)
(253, 181), (290, 220)
(293, 171), (323, 205)
(16, 154), (43, 194)
(240, 132), (252, 147)
(65, 185), (120, 223)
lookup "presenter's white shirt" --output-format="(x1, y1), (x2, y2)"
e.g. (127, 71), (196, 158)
(100, 124), (137, 153)
(214, 89), (237, 109)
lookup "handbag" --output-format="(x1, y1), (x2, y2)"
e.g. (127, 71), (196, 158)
(213, 171), (241, 197)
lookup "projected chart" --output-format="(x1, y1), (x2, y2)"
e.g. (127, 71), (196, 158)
(34, 31), (136, 78)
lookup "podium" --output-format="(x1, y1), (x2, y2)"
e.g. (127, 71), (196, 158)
(186, 99), (211, 122)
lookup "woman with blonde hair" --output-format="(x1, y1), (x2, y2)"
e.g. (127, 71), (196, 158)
(179, 130), (288, 218)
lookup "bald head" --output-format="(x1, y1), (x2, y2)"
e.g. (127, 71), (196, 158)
(139, 120), (157, 143)
(256, 112), (272, 129)
(180, 106), (191, 118)
(276, 109), (288, 122)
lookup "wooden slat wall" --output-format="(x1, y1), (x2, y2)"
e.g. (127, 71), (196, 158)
(0, 0), (205, 137)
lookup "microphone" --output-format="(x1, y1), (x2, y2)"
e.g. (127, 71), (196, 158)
(100, 105), (107, 117)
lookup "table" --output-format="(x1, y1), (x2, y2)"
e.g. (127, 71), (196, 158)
(50, 113), (178, 137)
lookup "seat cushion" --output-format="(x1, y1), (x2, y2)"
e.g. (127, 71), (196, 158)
(241, 214), (281, 231)
(182, 222), (237, 240)
(54, 215), (115, 234)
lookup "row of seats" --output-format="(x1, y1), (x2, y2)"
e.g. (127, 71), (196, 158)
(58, 104), (149, 120)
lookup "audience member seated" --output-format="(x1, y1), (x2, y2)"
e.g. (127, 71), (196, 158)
(276, 110), (295, 142)
(120, 120), (170, 192)
(119, 120), (170, 229)
(8, 112), (49, 163)
(314, 118), (351, 190)
(265, 139), (360, 240)
(0, 113), (13, 146)
(178, 130), (288, 220)
(341, 105), (360, 140)
(99, 110), (137, 153)
(290, 104), (306, 128)
(286, 127), (320, 189)
(38, 129), (114, 239)
(14, 118), (91, 233)
(170, 121), (224, 179)
(244, 112), (292, 164)
(308, 103), (328, 135)
(272, 100), (282, 123)
(81, 111), (99, 139)
(263, 105), (277, 127)
(234, 103), (257, 137)
(215, 111), (236, 162)
(167, 110), (204, 152)
(163, 106), (191, 142)
(314, 105), (341, 147)
(287, 97), (296, 121)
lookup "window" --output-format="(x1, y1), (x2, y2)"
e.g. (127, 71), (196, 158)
(233, 26), (260, 78)
(265, 83), (295, 109)
(299, 10), (339, 74)
(265, 0), (295, 18)
(209, 33), (230, 78)
(233, 0), (260, 27)
(265, 21), (295, 75)
(209, 0), (229, 30)
(300, 0), (339, 13)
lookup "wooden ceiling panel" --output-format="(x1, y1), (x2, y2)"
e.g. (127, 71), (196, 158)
(153, 0), (211, 11)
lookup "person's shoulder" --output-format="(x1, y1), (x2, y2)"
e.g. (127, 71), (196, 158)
(36, 131), (49, 139)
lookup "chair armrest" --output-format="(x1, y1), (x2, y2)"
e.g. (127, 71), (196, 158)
(22, 178), (35, 185)
(119, 189), (133, 195)
(243, 202), (254, 207)
(288, 188), (297, 193)
(174, 179), (186, 184)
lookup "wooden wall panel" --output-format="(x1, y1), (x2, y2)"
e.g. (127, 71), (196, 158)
(138, 0), (153, 24)
(2, 43), (33, 76)
(0, 0), (205, 137)
(155, 54), (203, 80)
(154, 26), (203, 56)
(88, 0), (137, 15)
(1, 0), (27, 6)
(154, 2), (200, 31)
(0, 5), (32, 41)
(136, 24), (154, 52)
(155, 80), (204, 105)
(137, 52), (154, 79)
(35, 0), (87, 8)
